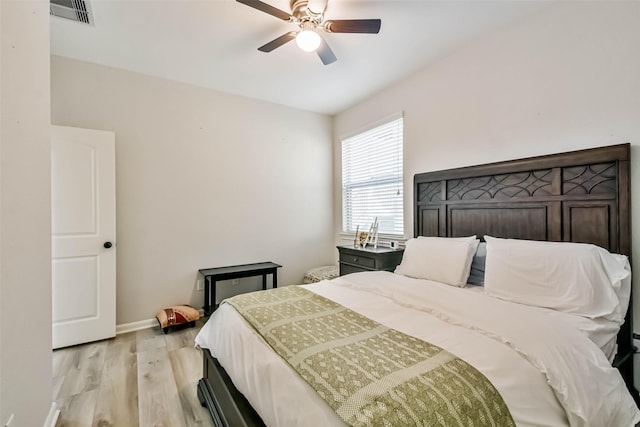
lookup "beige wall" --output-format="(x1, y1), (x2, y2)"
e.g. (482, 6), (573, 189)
(334, 1), (640, 323)
(51, 56), (334, 325)
(0, 1), (52, 425)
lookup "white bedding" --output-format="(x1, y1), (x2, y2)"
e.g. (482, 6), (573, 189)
(195, 271), (640, 427)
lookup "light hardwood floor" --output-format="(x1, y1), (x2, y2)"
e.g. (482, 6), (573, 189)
(52, 320), (214, 427)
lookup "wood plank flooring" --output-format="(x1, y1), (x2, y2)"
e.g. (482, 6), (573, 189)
(52, 320), (213, 427)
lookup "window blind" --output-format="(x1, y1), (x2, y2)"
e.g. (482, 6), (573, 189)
(342, 116), (404, 235)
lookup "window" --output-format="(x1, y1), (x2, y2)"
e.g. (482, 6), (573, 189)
(342, 116), (403, 236)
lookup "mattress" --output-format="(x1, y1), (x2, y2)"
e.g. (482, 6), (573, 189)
(195, 271), (640, 426)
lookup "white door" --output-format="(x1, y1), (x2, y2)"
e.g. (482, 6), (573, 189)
(51, 125), (116, 349)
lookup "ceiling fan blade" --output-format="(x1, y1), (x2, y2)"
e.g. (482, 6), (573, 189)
(307, 0), (328, 14)
(324, 19), (381, 34)
(236, 0), (293, 21)
(316, 37), (337, 65)
(258, 32), (297, 52)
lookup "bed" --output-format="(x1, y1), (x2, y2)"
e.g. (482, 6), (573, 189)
(195, 143), (639, 426)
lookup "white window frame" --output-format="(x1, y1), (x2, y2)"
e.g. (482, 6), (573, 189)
(341, 114), (404, 240)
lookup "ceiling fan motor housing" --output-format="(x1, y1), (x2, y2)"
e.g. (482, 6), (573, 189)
(290, 0), (322, 22)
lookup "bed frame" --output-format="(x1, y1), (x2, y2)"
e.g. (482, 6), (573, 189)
(197, 143), (637, 426)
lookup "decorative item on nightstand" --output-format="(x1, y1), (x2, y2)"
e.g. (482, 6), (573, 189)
(358, 231), (368, 247)
(362, 217), (379, 248)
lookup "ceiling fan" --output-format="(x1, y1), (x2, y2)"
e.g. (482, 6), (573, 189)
(237, 0), (381, 65)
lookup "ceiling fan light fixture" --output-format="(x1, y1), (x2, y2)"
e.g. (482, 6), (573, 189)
(296, 27), (321, 52)
(237, 0), (382, 64)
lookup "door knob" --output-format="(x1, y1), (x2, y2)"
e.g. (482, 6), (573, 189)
(103, 242), (113, 249)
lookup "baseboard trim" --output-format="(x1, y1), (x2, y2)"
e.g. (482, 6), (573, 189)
(116, 309), (205, 335)
(116, 318), (158, 335)
(43, 402), (60, 427)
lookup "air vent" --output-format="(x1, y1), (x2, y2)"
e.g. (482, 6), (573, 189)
(50, 0), (93, 25)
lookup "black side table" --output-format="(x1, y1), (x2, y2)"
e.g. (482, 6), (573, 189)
(337, 245), (404, 276)
(199, 262), (281, 315)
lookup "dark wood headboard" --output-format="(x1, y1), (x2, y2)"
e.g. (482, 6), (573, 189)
(413, 143), (635, 395)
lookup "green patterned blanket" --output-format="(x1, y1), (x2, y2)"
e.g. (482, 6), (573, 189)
(225, 286), (514, 427)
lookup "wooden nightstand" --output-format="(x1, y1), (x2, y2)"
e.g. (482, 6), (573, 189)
(337, 245), (404, 276)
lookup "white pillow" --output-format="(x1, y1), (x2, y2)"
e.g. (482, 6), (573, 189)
(483, 236), (630, 322)
(395, 236), (479, 287)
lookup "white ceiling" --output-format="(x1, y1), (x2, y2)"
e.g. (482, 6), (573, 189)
(51, 0), (550, 115)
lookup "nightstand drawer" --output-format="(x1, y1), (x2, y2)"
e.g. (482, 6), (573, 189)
(339, 252), (376, 269)
(339, 263), (368, 276)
